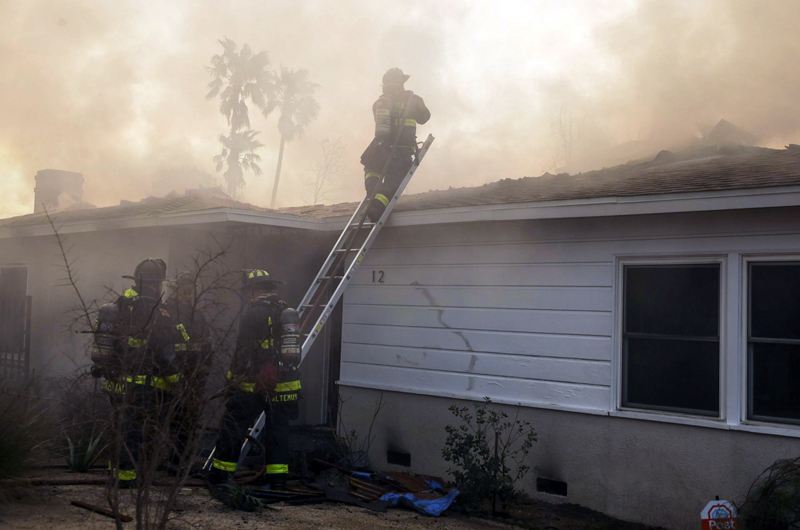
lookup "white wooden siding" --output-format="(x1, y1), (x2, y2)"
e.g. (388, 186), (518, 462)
(339, 208), (800, 415)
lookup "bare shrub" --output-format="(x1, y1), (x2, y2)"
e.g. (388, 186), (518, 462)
(739, 456), (800, 530)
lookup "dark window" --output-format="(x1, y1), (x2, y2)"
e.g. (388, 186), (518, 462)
(622, 264), (720, 416)
(748, 262), (800, 424)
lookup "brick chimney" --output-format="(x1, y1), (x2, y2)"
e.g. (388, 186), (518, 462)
(33, 169), (84, 213)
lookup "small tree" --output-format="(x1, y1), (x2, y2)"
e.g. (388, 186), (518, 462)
(738, 456), (800, 529)
(442, 397), (537, 513)
(305, 137), (345, 205)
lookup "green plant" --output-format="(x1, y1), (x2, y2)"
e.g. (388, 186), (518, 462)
(442, 397), (537, 513)
(64, 431), (105, 472)
(738, 456), (800, 529)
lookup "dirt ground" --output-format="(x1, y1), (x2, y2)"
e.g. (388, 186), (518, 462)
(1, 484), (516, 530)
(0, 469), (662, 530)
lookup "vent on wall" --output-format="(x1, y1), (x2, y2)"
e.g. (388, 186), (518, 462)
(536, 477), (568, 497)
(387, 450), (411, 467)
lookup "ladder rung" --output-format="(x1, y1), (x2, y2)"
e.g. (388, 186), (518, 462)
(349, 222), (376, 229)
(334, 249), (351, 253)
(318, 276), (344, 281)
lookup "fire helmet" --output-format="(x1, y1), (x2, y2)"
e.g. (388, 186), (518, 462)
(241, 269), (284, 291)
(382, 67), (410, 87)
(124, 258), (167, 283)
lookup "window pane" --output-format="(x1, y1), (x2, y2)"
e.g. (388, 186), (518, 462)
(625, 265), (719, 337)
(624, 337), (719, 415)
(750, 263), (800, 340)
(750, 342), (800, 423)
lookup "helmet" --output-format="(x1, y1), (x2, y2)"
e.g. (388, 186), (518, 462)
(382, 67), (410, 87)
(171, 271), (194, 287)
(124, 258), (167, 283)
(241, 269), (284, 290)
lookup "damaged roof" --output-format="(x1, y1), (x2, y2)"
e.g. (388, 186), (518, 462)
(3, 143), (800, 232)
(282, 144), (800, 218)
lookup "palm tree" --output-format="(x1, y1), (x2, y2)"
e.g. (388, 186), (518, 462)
(262, 67), (320, 208)
(213, 130), (263, 196)
(206, 38), (273, 132)
(206, 38), (273, 196)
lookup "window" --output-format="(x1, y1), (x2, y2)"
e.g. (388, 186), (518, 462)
(622, 264), (721, 416)
(748, 262), (800, 425)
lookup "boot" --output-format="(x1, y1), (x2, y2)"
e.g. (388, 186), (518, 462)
(206, 467), (232, 487)
(367, 196), (387, 222)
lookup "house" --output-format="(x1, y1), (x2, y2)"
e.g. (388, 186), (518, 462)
(0, 173), (344, 423)
(4, 143), (800, 527)
(323, 143), (800, 529)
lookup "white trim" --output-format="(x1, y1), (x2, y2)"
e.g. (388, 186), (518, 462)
(336, 380), (609, 416)
(609, 410), (800, 439)
(339, 381), (800, 439)
(614, 255), (728, 420)
(385, 184), (800, 227)
(741, 254), (800, 428)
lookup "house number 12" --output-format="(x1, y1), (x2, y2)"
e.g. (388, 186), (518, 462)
(372, 271), (385, 283)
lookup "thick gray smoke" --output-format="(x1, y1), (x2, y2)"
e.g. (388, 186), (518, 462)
(1, 0), (799, 218)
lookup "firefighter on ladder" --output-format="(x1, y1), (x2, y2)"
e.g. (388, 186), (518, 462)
(207, 269), (301, 486)
(362, 67), (430, 222)
(93, 258), (176, 487)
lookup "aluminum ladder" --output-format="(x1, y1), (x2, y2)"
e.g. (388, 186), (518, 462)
(296, 133), (435, 364)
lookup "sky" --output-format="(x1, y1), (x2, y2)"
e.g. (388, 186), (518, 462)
(1, 0), (800, 217)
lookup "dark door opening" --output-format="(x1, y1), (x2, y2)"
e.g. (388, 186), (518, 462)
(0, 267), (31, 380)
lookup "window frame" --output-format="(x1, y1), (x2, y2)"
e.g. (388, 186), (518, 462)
(742, 256), (800, 427)
(615, 256), (727, 421)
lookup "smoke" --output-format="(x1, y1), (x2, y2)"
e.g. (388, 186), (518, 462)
(1, 0), (799, 218)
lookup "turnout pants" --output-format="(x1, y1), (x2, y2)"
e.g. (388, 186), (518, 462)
(105, 379), (170, 485)
(210, 391), (291, 483)
(363, 145), (414, 222)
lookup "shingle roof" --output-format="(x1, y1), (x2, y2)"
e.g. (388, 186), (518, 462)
(0, 188), (273, 229)
(4, 144), (800, 228)
(280, 144), (800, 218)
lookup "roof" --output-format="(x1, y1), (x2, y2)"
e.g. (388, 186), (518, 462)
(3, 143), (800, 235)
(0, 188), (274, 230)
(281, 144), (800, 218)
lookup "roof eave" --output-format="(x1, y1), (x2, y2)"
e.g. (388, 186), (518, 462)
(385, 184), (800, 227)
(0, 206), (335, 240)
(2, 184), (800, 239)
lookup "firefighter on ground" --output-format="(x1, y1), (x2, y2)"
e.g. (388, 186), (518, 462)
(207, 270), (301, 486)
(93, 258), (175, 487)
(361, 67), (430, 222)
(163, 271), (213, 471)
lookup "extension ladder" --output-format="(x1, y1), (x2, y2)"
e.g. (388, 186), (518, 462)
(203, 134), (434, 473)
(296, 133), (435, 365)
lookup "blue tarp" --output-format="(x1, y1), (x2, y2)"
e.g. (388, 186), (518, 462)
(380, 489), (460, 517)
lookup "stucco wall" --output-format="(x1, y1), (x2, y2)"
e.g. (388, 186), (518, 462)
(340, 386), (800, 529)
